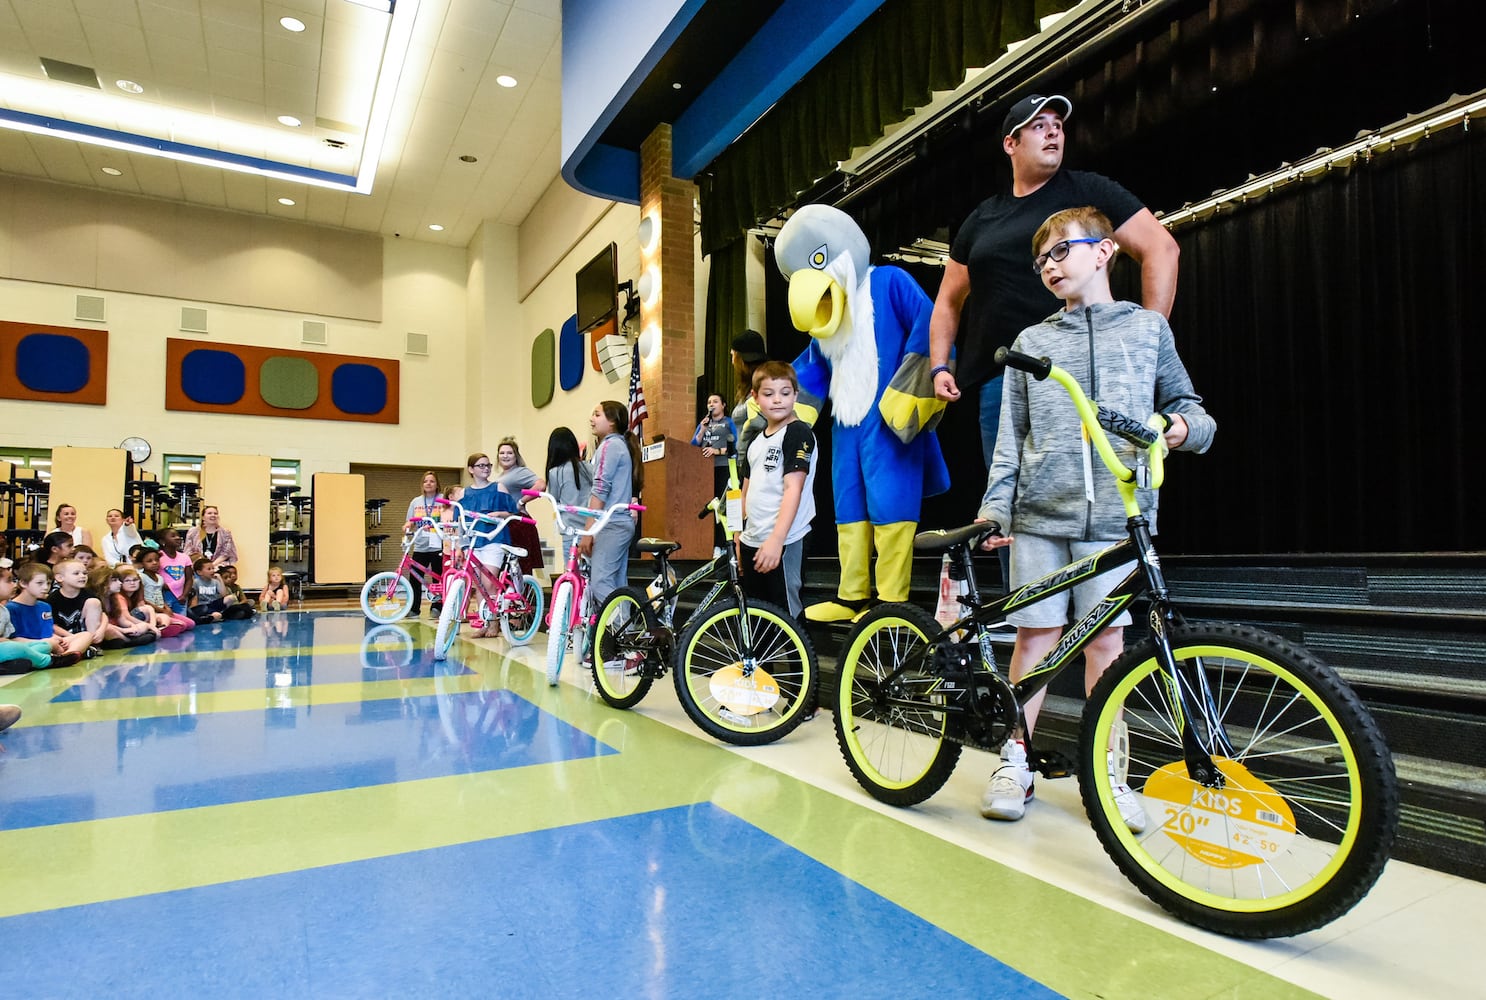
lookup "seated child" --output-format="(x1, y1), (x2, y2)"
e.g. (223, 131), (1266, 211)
(40, 559), (102, 657)
(5, 563), (87, 667)
(261, 566), (291, 611)
(186, 559), (253, 623)
(113, 564), (188, 638)
(133, 547), (194, 632)
(1, 561), (75, 673)
(84, 564), (155, 649)
(155, 528), (193, 603)
(219, 565), (256, 617)
(39, 531), (74, 568)
(74, 544), (99, 570)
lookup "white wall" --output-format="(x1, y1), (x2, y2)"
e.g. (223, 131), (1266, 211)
(0, 235), (469, 482)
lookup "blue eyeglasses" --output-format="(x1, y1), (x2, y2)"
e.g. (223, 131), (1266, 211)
(1033, 237), (1104, 272)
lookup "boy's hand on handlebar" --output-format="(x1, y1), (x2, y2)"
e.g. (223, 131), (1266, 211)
(577, 534), (594, 558)
(1163, 414), (1189, 449)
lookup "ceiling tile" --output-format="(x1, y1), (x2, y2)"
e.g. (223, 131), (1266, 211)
(200, 0), (261, 32)
(139, 4), (206, 44)
(125, 150), (187, 200)
(176, 160), (229, 207)
(0, 131), (46, 176)
(11, 0), (85, 39)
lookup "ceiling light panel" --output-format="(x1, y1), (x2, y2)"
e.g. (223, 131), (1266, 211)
(0, 0), (422, 195)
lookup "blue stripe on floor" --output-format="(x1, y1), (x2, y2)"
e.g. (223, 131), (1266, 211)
(0, 689), (611, 830)
(0, 803), (1063, 999)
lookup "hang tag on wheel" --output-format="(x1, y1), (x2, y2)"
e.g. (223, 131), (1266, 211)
(725, 489), (743, 533)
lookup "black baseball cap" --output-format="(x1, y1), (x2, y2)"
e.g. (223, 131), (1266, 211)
(1002, 94), (1072, 138)
(731, 330), (767, 364)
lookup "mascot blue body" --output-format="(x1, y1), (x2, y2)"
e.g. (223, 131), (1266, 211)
(777, 204), (950, 621)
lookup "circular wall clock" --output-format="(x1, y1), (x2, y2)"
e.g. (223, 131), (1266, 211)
(119, 436), (152, 463)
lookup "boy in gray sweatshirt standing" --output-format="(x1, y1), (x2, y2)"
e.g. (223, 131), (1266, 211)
(977, 206), (1216, 828)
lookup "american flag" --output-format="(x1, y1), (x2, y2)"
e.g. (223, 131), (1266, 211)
(627, 339), (648, 435)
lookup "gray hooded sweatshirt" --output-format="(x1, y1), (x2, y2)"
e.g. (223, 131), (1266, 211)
(978, 300), (1215, 540)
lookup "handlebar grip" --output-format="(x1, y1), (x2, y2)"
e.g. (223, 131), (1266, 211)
(994, 347), (1053, 380)
(1096, 405), (1161, 448)
(434, 497), (451, 506)
(698, 504), (714, 520)
(629, 504), (647, 512)
(521, 489), (541, 497)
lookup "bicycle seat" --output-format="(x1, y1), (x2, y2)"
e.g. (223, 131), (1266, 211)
(484, 543), (527, 559)
(914, 523), (996, 553)
(636, 538), (681, 556)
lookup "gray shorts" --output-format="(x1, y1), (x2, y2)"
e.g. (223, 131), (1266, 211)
(1005, 533), (1134, 630)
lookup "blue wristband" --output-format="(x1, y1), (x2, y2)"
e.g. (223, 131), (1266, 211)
(930, 365), (953, 378)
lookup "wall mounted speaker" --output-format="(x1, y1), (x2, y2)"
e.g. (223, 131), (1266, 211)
(75, 294), (106, 322)
(180, 307), (209, 333)
(301, 320), (328, 345)
(405, 332), (429, 356)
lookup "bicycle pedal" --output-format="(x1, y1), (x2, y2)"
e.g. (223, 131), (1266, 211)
(1029, 749), (1074, 779)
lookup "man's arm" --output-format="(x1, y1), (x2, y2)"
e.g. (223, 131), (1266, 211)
(929, 259), (972, 401)
(1112, 208), (1179, 318)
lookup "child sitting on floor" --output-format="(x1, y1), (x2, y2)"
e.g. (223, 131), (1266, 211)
(261, 566), (291, 611)
(219, 565), (256, 617)
(1, 561), (75, 673)
(133, 546), (195, 633)
(86, 564), (155, 648)
(5, 562), (87, 663)
(45, 558), (104, 657)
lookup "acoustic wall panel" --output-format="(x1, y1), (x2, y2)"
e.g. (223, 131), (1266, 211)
(558, 314), (584, 391)
(532, 327), (554, 408)
(0, 320), (108, 405)
(165, 338), (398, 424)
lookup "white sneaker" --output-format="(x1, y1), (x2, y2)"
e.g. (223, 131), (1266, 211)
(980, 738), (1035, 820)
(1108, 749), (1147, 833)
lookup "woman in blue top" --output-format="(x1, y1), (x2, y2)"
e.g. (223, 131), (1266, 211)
(578, 401), (643, 613)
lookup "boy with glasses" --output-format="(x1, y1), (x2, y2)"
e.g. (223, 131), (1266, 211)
(975, 206), (1215, 828)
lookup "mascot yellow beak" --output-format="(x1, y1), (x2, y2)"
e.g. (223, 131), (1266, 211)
(788, 268), (845, 339)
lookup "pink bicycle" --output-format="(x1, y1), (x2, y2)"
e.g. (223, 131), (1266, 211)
(522, 489), (644, 687)
(360, 517), (448, 623)
(433, 501), (545, 660)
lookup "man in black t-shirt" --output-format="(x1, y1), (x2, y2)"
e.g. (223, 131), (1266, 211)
(928, 94), (1180, 469)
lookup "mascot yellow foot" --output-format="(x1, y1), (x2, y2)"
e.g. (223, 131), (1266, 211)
(805, 521), (917, 623)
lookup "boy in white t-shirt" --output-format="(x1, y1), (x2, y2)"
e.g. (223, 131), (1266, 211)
(738, 361), (818, 620)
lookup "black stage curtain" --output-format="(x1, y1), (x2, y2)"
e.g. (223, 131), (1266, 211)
(702, 237), (748, 406)
(1151, 126), (1483, 556)
(698, 0), (1075, 255)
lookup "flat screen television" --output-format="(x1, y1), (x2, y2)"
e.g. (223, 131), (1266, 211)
(575, 242), (618, 335)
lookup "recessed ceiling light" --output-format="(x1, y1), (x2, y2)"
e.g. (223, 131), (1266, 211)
(672, 82), (682, 90)
(277, 115), (301, 127)
(495, 75), (517, 88)
(101, 166), (123, 176)
(428, 224), (444, 232)
(116, 80), (144, 94)
(278, 197), (296, 206)
(280, 16), (306, 32)
(458, 154), (478, 163)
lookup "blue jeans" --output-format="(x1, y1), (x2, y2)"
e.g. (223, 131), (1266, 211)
(979, 375), (1011, 590)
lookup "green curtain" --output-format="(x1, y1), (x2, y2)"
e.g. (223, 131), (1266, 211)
(698, 0), (1073, 254)
(702, 235), (749, 409)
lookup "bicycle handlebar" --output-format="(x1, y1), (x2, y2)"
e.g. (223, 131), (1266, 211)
(995, 346), (1167, 503)
(519, 489), (645, 536)
(433, 497), (535, 544)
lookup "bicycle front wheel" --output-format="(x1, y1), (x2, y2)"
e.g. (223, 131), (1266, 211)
(1080, 623), (1398, 938)
(501, 574), (544, 646)
(546, 581), (573, 686)
(591, 586), (657, 709)
(834, 603), (961, 806)
(673, 597), (816, 746)
(361, 572), (414, 623)
(433, 576), (468, 660)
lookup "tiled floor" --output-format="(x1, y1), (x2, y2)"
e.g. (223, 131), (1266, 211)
(2, 610), (1482, 998)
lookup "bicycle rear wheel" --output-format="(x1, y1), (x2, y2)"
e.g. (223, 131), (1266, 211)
(433, 576), (468, 660)
(1080, 623), (1398, 938)
(360, 571), (414, 623)
(500, 574), (544, 646)
(546, 581), (573, 686)
(673, 597), (816, 746)
(834, 603), (961, 806)
(591, 586), (657, 709)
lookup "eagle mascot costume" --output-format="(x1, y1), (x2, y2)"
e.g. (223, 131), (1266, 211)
(777, 204), (950, 622)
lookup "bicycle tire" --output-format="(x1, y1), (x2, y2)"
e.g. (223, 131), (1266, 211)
(433, 576), (468, 661)
(546, 581), (573, 686)
(833, 603), (961, 806)
(673, 597), (816, 746)
(590, 586), (657, 709)
(500, 574), (545, 646)
(1079, 622), (1398, 938)
(360, 571), (414, 623)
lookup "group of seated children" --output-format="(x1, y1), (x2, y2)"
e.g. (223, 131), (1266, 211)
(1, 533), (282, 673)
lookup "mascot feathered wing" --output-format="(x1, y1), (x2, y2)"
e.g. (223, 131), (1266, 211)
(777, 204), (950, 622)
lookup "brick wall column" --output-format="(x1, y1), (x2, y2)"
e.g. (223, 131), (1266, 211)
(638, 124), (711, 556)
